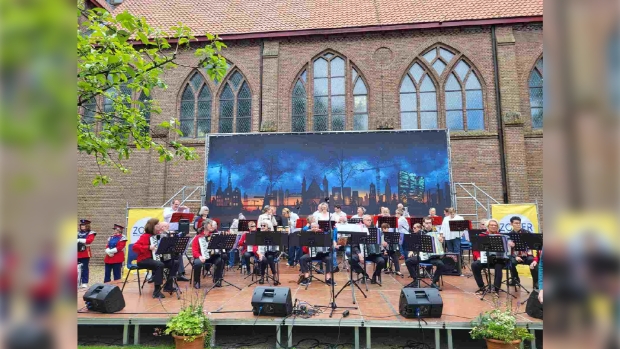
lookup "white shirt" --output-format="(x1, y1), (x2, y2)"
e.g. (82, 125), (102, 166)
(313, 211), (330, 222)
(441, 214), (464, 240)
(397, 216), (410, 235)
(351, 214), (363, 219)
(331, 211), (347, 222)
(163, 206), (190, 230)
(257, 214), (277, 229)
(288, 212), (300, 232)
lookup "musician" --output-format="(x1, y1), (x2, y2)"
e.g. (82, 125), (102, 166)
(239, 222), (258, 275)
(397, 203), (410, 217)
(331, 205), (347, 222)
(227, 215), (244, 268)
(193, 206), (210, 232)
(163, 199), (190, 231)
(103, 224), (127, 283)
(283, 208), (301, 267)
(380, 207), (390, 216)
(351, 206), (366, 219)
(471, 219), (506, 295)
(441, 207), (464, 253)
(191, 219), (225, 289)
(348, 215), (386, 284)
(479, 218), (488, 230)
(77, 219), (96, 288)
(506, 216), (539, 289)
(395, 209), (410, 261)
(313, 203), (330, 221)
(404, 222), (446, 291)
(255, 221), (280, 285)
(270, 205), (283, 227)
(380, 223), (402, 276)
(258, 205), (277, 228)
(298, 222), (338, 286)
(429, 207), (437, 217)
(302, 215), (315, 231)
(132, 218), (179, 298)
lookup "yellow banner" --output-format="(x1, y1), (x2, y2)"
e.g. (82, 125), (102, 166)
(491, 203), (539, 234)
(125, 208), (164, 272)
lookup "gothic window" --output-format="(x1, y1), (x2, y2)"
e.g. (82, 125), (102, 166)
(529, 57), (543, 129)
(313, 53), (346, 131)
(219, 71), (251, 133)
(180, 72), (212, 137)
(352, 67), (368, 131)
(82, 98), (97, 125)
(445, 60), (484, 130)
(292, 70), (307, 132)
(399, 62), (438, 129)
(423, 46), (456, 77)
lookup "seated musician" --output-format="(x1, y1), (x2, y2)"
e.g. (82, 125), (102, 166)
(298, 222), (337, 287)
(507, 216), (539, 289)
(132, 218), (179, 298)
(239, 222), (258, 275)
(471, 219), (506, 295)
(192, 219), (225, 289)
(351, 206), (366, 219)
(347, 215), (386, 284)
(302, 215), (315, 231)
(380, 223), (403, 276)
(404, 222), (445, 290)
(252, 221), (280, 285)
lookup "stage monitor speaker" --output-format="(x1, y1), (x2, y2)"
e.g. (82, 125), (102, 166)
(441, 253), (462, 276)
(399, 288), (443, 318)
(83, 283), (125, 313)
(178, 219), (190, 236)
(251, 286), (292, 316)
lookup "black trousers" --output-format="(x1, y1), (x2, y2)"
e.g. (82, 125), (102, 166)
(243, 251), (255, 273)
(258, 253), (277, 277)
(299, 254), (331, 274)
(193, 255), (224, 283)
(349, 247), (385, 279)
(510, 255), (539, 286)
(405, 256), (445, 283)
(472, 260), (506, 290)
(137, 257), (178, 288)
(383, 251), (400, 272)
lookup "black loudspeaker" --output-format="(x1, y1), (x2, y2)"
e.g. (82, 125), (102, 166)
(83, 283), (125, 313)
(251, 286), (293, 316)
(441, 253), (462, 276)
(399, 288), (443, 318)
(178, 219), (190, 236)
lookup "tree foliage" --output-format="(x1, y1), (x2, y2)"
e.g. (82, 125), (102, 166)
(77, 6), (227, 185)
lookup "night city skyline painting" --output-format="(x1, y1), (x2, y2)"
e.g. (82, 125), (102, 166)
(205, 130), (452, 223)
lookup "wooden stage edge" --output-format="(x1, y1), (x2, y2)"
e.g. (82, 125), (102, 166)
(78, 260), (542, 348)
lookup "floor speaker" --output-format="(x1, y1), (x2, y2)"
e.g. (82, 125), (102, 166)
(83, 283), (125, 313)
(442, 253), (462, 276)
(251, 286), (292, 316)
(399, 288), (443, 318)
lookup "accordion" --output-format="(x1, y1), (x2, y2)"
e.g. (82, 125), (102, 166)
(78, 242), (87, 252)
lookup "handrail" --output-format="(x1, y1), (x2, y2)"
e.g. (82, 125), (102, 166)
(162, 186), (205, 208)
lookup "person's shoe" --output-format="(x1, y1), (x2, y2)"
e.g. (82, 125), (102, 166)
(259, 278), (265, 284)
(326, 279), (337, 286)
(147, 277), (154, 284)
(507, 278), (520, 286)
(332, 266), (340, 273)
(214, 280), (222, 288)
(193, 282), (200, 289)
(297, 275), (305, 284)
(371, 278), (377, 284)
(300, 278), (310, 286)
(163, 286), (177, 293)
(383, 268), (389, 272)
(475, 288), (485, 295)
(395, 272), (404, 277)
(431, 282), (442, 291)
(152, 289), (166, 299)
(274, 280), (281, 286)
(316, 269), (324, 275)
(177, 275), (190, 282)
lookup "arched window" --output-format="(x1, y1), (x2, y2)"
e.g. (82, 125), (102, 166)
(423, 46), (456, 77)
(180, 72), (212, 137)
(352, 67), (368, 130)
(292, 70), (307, 132)
(445, 60), (484, 130)
(313, 53), (346, 131)
(82, 98), (97, 125)
(529, 57), (543, 129)
(138, 91), (151, 133)
(219, 71), (251, 133)
(399, 62), (438, 129)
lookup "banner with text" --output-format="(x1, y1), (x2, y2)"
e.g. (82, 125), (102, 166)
(491, 204), (539, 234)
(125, 208), (164, 271)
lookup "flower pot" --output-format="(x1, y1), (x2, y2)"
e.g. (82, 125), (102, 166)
(485, 338), (522, 349)
(172, 332), (206, 349)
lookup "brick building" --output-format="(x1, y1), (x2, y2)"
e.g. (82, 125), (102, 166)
(79, 0), (543, 262)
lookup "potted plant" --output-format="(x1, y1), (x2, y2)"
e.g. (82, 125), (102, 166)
(164, 303), (213, 349)
(470, 308), (534, 349)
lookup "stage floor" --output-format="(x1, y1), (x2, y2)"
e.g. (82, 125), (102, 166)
(78, 259), (542, 348)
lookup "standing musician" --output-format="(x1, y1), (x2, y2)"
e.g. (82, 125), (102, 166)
(239, 222), (258, 275)
(103, 224), (127, 283)
(77, 219), (96, 288)
(313, 203), (330, 222)
(282, 208), (301, 267)
(380, 223), (403, 276)
(471, 219), (507, 295)
(132, 218), (179, 298)
(163, 199), (190, 231)
(191, 219), (225, 289)
(348, 215), (386, 284)
(351, 206), (366, 219)
(506, 216), (539, 289)
(271, 206), (283, 227)
(397, 203), (411, 217)
(405, 218), (447, 290)
(298, 222), (338, 286)
(254, 221), (280, 285)
(331, 205), (347, 222)
(258, 205), (278, 228)
(395, 209), (410, 262)
(441, 207), (464, 253)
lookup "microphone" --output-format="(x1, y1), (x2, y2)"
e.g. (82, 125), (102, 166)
(324, 197), (329, 203)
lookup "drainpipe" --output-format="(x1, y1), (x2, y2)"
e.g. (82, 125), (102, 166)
(258, 40), (264, 131)
(491, 25), (509, 204)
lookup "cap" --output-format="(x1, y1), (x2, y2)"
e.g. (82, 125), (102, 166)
(114, 224), (125, 230)
(79, 219), (91, 225)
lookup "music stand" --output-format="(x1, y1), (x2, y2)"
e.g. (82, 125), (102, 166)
(155, 236), (190, 299)
(402, 234), (434, 288)
(449, 220), (471, 273)
(318, 220), (336, 232)
(347, 218), (362, 224)
(238, 220), (257, 232)
(505, 233), (533, 293)
(170, 212), (195, 232)
(409, 217), (424, 227)
(247, 231), (282, 287)
(384, 232), (402, 276)
(334, 231), (369, 304)
(431, 216), (443, 226)
(470, 235), (513, 300)
(205, 234), (241, 293)
(299, 231), (331, 288)
(519, 233), (543, 251)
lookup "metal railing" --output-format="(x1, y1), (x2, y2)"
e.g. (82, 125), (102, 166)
(162, 186), (205, 207)
(453, 183), (500, 225)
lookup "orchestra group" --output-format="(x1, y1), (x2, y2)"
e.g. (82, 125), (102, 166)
(77, 200), (541, 300)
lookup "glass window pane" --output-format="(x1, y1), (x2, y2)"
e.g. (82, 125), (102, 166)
(420, 92), (437, 111)
(535, 58), (543, 76)
(420, 112), (438, 129)
(529, 87), (543, 108)
(180, 100), (194, 120)
(466, 90), (483, 109)
(529, 70), (542, 88)
(353, 79), (367, 95)
(420, 76), (435, 92)
(467, 110), (484, 130)
(301, 70), (307, 82)
(465, 74), (481, 90)
(230, 72), (243, 88)
(400, 93), (417, 112)
(331, 95), (345, 114)
(313, 115), (328, 131)
(432, 60), (446, 75)
(401, 112), (418, 130)
(197, 117), (211, 137)
(82, 99), (97, 124)
(446, 110), (464, 130)
(331, 57), (345, 77)
(238, 82), (251, 98)
(182, 85), (194, 100)
(445, 91), (462, 110)
(439, 48), (454, 62)
(454, 60), (470, 81)
(219, 99), (234, 133)
(198, 85), (211, 100)
(292, 116), (306, 132)
(332, 114), (345, 131)
(423, 49), (437, 63)
(314, 58), (328, 78)
(237, 99), (251, 117)
(331, 77), (345, 95)
(219, 117), (233, 133)
(139, 92), (151, 126)
(409, 63), (424, 83)
(292, 96), (306, 116)
(400, 75), (416, 93)
(351, 68), (358, 83)
(354, 113), (368, 131)
(221, 84), (234, 100)
(190, 73), (203, 90)
(446, 74), (461, 91)
(354, 95), (367, 113)
(180, 118), (195, 137)
(314, 78), (328, 96)
(324, 53), (334, 60)
(313, 96), (328, 115)
(531, 107), (543, 128)
(293, 80), (306, 97)
(197, 100), (211, 119)
(237, 117), (251, 133)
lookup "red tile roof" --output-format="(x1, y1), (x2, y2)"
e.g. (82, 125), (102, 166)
(112, 0), (543, 38)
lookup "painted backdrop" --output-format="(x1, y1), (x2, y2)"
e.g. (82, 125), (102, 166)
(205, 130), (451, 223)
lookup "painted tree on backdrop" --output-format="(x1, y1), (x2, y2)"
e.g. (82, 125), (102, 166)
(77, 5), (228, 185)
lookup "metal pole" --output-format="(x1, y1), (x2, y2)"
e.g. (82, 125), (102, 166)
(447, 329), (453, 349)
(133, 324), (140, 345)
(288, 325), (293, 348)
(474, 186), (479, 223)
(275, 325), (281, 349)
(354, 327), (360, 349)
(366, 327), (371, 349)
(530, 329), (537, 349)
(434, 329), (440, 349)
(122, 324), (129, 346)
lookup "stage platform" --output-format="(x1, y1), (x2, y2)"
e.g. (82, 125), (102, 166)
(78, 259), (542, 349)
